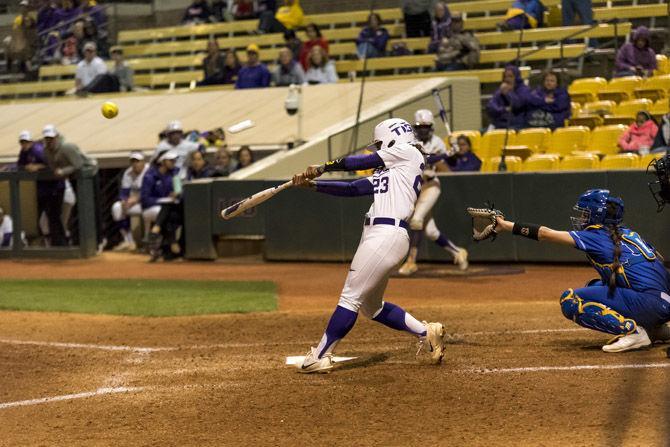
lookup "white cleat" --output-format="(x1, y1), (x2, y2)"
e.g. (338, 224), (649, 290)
(602, 327), (651, 353)
(113, 241), (131, 251)
(296, 347), (334, 374)
(653, 322), (670, 342)
(398, 261), (418, 276)
(453, 248), (469, 271)
(417, 321), (447, 364)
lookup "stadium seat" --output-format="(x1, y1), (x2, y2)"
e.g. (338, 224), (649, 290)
(480, 129), (514, 160)
(485, 156), (522, 172)
(522, 154), (560, 172)
(656, 55), (670, 76)
(513, 128), (551, 153)
(612, 98), (653, 118)
(568, 77), (607, 104)
(450, 130), (481, 154)
(639, 153), (666, 169)
(650, 98), (670, 117)
(571, 102), (581, 116)
(569, 115), (604, 129)
(546, 126), (590, 155)
(600, 153), (640, 170)
(597, 77), (642, 103)
(589, 125), (627, 155)
(559, 154), (600, 170)
(634, 75), (670, 101)
(580, 100), (616, 116)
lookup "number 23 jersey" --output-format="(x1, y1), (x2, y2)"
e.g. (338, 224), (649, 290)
(365, 142), (425, 222)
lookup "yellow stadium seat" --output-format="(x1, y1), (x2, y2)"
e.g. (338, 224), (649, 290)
(600, 153), (640, 170)
(650, 98), (669, 117)
(639, 153), (666, 169)
(612, 99), (653, 118)
(480, 129), (515, 159)
(580, 100), (616, 116)
(634, 75), (670, 101)
(655, 55), (669, 76)
(589, 124), (627, 155)
(546, 126), (590, 155)
(451, 130), (481, 154)
(571, 101), (581, 117)
(560, 154), (600, 170)
(522, 154), (560, 172)
(513, 128), (551, 153)
(486, 156), (522, 172)
(597, 76), (642, 103)
(568, 77), (607, 104)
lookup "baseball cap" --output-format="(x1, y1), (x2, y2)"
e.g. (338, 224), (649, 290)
(42, 124), (58, 138)
(19, 0), (29, 6)
(110, 45), (123, 55)
(246, 43), (260, 54)
(129, 151), (145, 161)
(158, 150), (179, 163)
(166, 120), (183, 133)
(18, 130), (32, 142)
(83, 41), (97, 52)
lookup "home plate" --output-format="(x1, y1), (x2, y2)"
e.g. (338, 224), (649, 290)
(285, 356), (357, 366)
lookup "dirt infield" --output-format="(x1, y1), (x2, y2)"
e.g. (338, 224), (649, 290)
(1, 254), (669, 446)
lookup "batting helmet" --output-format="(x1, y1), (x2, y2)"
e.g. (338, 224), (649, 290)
(371, 118), (416, 151)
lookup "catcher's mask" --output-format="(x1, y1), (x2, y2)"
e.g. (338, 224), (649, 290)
(570, 189), (624, 230)
(647, 154), (670, 212)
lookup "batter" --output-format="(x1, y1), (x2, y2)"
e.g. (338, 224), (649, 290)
(292, 118), (447, 373)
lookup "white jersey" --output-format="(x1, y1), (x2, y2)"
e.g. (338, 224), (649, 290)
(121, 164), (149, 199)
(365, 142), (425, 221)
(419, 135), (447, 179)
(0, 215), (13, 245)
(153, 139), (200, 170)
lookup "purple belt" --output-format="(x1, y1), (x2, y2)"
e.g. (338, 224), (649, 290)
(364, 217), (409, 230)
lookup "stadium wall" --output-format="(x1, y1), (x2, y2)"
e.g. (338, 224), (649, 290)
(185, 171), (670, 262)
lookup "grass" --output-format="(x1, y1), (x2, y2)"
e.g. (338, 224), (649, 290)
(0, 280), (277, 317)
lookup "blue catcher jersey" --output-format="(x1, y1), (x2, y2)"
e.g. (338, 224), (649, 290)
(570, 225), (670, 293)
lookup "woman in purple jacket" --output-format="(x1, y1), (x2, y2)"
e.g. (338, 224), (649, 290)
(526, 71), (571, 130)
(486, 65), (533, 130)
(355, 13), (389, 59)
(615, 26), (657, 77)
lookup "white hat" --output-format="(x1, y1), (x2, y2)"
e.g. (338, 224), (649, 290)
(414, 109), (435, 126)
(129, 151), (145, 161)
(158, 150), (179, 163)
(19, 130), (32, 142)
(19, 0), (29, 6)
(42, 124), (58, 138)
(166, 120), (183, 133)
(372, 118), (416, 150)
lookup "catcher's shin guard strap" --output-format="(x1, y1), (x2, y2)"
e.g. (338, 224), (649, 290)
(512, 222), (540, 241)
(560, 289), (637, 336)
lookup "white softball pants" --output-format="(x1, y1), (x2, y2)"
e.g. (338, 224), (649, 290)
(409, 178), (440, 230)
(142, 205), (161, 232)
(111, 202), (142, 222)
(338, 223), (409, 318)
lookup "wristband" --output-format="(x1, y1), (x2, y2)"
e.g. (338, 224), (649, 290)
(512, 222), (540, 241)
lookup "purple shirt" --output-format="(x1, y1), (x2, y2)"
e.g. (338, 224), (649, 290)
(17, 142), (64, 192)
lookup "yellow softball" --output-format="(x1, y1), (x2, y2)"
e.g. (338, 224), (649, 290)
(101, 101), (119, 119)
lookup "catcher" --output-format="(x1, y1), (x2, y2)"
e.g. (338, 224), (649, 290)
(647, 153), (670, 212)
(467, 189), (670, 353)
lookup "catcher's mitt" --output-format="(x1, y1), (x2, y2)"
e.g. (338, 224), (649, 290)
(466, 205), (504, 241)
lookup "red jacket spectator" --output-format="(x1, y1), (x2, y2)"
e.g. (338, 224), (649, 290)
(618, 111), (658, 153)
(299, 23), (329, 70)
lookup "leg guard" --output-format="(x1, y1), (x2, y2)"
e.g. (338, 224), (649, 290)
(560, 289), (637, 336)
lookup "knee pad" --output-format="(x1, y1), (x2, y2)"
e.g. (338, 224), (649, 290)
(560, 289), (637, 336)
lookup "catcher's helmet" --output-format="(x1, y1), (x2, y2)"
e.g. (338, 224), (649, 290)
(413, 109), (435, 142)
(571, 189), (624, 230)
(647, 154), (670, 212)
(370, 118), (416, 151)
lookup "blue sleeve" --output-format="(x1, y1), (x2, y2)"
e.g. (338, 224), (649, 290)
(315, 178), (374, 197)
(569, 230), (609, 256)
(461, 153), (482, 171)
(140, 174), (157, 208)
(1, 233), (11, 247)
(427, 153), (448, 165)
(374, 29), (389, 52)
(343, 153), (385, 171)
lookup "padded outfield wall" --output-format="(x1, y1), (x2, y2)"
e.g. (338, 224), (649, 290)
(184, 171), (670, 262)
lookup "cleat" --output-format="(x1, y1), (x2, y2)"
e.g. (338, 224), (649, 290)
(398, 261), (418, 276)
(453, 248), (469, 271)
(602, 327), (651, 353)
(297, 347), (334, 374)
(653, 322), (670, 342)
(417, 321), (447, 364)
(113, 241), (131, 251)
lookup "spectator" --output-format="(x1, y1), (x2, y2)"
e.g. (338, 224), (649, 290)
(304, 46), (337, 84)
(615, 27), (657, 78)
(298, 23), (328, 70)
(232, 0), (256, 20)
(284, 29), (302, 63)
(221, 50), (241, 84)
(501, 0), (545, 30)
(428, 1), (451, 53)
(652, 110), (670, 153)
(618, 111), (658, 154)
(525, 71), (571, 130)
(153, 120), (202, 174)
(83, 17), (108, 58)
(402, 0), (432, 38)
(446, 135), (482, 172)
(272, 47), (305, 86)
(110, 46), (134, 92)
(561, 0), (593, 27)
(54, 0), (81, 32)
(356, 13), (389, 59)
(201, 127), (226, 149)
(235, 44), (271, 89)
(198, 39), (227, 86)
(186, 151), (214, 180)
(486, 65), (532, 130)
(258, 0), (303, 34)
(211, 0), (228, 21)
(110, 152), (148, 251)
(236, 145), (255, 170)
(5, 0), (38, 74)
(74, 42), (113, 94)
(434, 13), (479, 71)
(182, 0), (213, 25)
(81, 0), (107, 29)
(37, 1), (59, 34)
(0, 207), (13, 248)
(212, 147), (238, 177)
